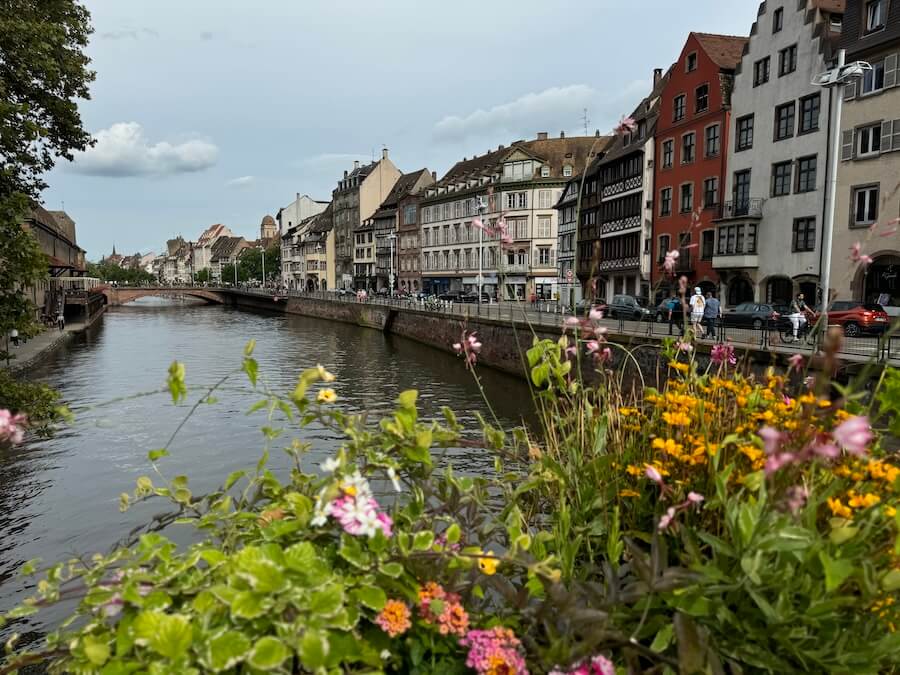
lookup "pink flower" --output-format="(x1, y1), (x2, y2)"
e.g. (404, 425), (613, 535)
(658, 506), (677, 531)
(588, 307), (604, 321)
(460, 627), (527, 675)
(788, 353), (805, 372)
(804, 375), (816, 389)
(850, 242), (874, 266)
(764, 451), (796, 476)
(564, 316), (581, 327)
(675, 341), (693, 353)
(0, 409), (27, 445)
(500, 233), (514, 246)
(585, 340), (601, 354)
(645, 465), (663, 484)
(614, 115), (638, 135)
(810, 440), (839, 459)
(452, 342), (463, 353)
(758, 426), (784, 457)
(662, 249), (679, 275)
(453, 330), (482, 369)
(551, 655), (615, 675)
(687, 491), (704, 505)
(833, 415), (872, 457)
(596, 347), (612, 364)
(785, 485), (809, 515)
(472, 217), (485, 231)
(710, 343), (736, 366)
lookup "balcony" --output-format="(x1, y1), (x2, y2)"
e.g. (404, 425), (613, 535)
(600, 214), (641, 238)
(716, 199), (764, 220)
(712, 254), (759, 269)
(500, 263), (529, 274)
(601, 175), (642, 199)
(597, 256), (640, 272)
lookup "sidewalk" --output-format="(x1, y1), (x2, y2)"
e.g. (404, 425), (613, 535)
(2, 320), (88, 375)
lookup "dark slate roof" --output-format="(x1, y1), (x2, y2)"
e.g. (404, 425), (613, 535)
(694, 32), (750, 69)
(372, 168), (431, 219)
(310, 202), (334, 234)
(210, 236), (245, 261)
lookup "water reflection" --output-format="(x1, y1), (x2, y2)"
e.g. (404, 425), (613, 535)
(0, 297), (530, 632)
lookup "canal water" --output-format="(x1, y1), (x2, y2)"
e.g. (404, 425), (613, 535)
(1, 298), (530, 634)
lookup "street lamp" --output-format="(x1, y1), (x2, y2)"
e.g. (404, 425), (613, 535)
(475, 195), (487, 304)
(261, 246), (266, 287)
(388, 231), (397, 296)
(812, 49), (870, 322)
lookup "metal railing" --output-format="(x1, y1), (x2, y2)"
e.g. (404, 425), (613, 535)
(50, 276), (102, 292)
(717, 199), (765, 219)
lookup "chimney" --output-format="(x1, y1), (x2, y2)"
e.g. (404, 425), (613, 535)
(560, 130), (565, 138)
(382, 147), (389, 160)
(296, 192), (300, 202)
(536, 132), (548, 140)
(498, 144), (504, 150)
(431, 171), (437, 181)
(595, 129), (601, 137)
(343, 170), (348, 178)
(654, 68), (663, 85)
(353, 160), (359, 170)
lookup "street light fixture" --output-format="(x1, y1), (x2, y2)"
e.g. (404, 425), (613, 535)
(387, 231), (397, 296)
(811, 49), (870, 323)
(475, 195), (487, 304)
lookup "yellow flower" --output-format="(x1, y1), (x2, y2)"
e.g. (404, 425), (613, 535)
(652, 437), (684, 456)
(827, 497), (853, 519)
(317, 388), (338, 404)
(626, 465), (644, 477)
(477, 551), (499, 575)
(848, 492), (881, 509)
(662, 411), (691, 426)
(316, 364), (336, 382)
(668, 361), (689, 373)
(885, 506), (897, 518)
(618, 489), (641, 498)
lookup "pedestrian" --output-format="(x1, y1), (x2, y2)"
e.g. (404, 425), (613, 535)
(665, 293), (681, 336)
(689, 287), (706, 338)
(57, 313), (65, 331)
(10, 328), (18, 348)
(788, 293), (811, 340)
(703, 291), (721, 341)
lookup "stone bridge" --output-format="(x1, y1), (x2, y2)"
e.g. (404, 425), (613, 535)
(100, 286), (227, 306)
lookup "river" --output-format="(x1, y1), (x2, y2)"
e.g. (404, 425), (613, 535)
(1, 298), (530, 636)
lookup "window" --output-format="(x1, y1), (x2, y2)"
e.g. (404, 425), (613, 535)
(705, 124), (720, 156)
(775, 102), (795, 140)
(857, 124), (882, 156)
(796, 156), (817, 193)
(695, 84), (709, 113)
(703, 178), (719, 207)
(771, 161), (792, 196)
(403, 205), (416, 225)
(563, 165), (573, 177)
(861, 60), (885, 94)
(658, 234), (671, 261)
(852, 185), (879, 226)
(503, 160), (534, 180)
(773, 7), (783, 32)
(799, 94), (820, 133)
(505, 192), (527, 209)
(541, 166), (550, 177)
(538, 190), (552, 209)
(737, 115), (754, 150)
(866, 0), (886, 33)
(792, 217), (816, 252)
(754, 57), (770, 86)
(538, 247), (552, 265)
(673, 94), (686, 122)
(779, 45), (797, 76)
(681, 133), (696, 163)
(733, 170), (751, 209)
(686, 52), (698, 72)
(717, 224), (758, 255)
(680, 183), (693, 213)
(637, 120), (646, 139)
(701, 230), (715, 260)
(660, 187), (672, 216)
(662, 140), (674, 168)
(536, 216), (552, 239)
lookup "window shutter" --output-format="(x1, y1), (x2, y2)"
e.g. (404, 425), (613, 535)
(885, 53), (898, 88)
(892, 119), (900, 152)
(844, 80), (857, 101)
(841, 129), (854, 161)
(881, 120), (894, 152)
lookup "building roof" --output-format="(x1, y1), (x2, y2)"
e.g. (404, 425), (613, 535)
(310, 202), (334, 234)
(197, 223), (233, 245)
(693, 32), (750, 69)
(372, 168), (432, 219)
(210, 236), (246, 261)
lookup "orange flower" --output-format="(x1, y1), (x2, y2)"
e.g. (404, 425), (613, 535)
(375, 599), (411, 637)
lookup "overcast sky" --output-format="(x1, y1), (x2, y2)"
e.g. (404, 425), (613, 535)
(44, 0), (759, 259)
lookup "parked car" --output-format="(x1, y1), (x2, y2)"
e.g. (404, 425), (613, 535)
(722, 302), (790, 330)
(573, 298), (608, 315)
(827, 301), (890, 336)
(606, 295), (651, 321)
(460, 292), (492, 304)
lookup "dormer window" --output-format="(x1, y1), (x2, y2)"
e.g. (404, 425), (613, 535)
(541, 166), (550, 177)
(503, 160), (534, 180)
(563, 165), (573, 177)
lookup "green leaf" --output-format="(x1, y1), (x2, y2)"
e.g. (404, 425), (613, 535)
(397, 389), (418, 410)
(339, 535), (369, 568)
(206, 631), (251, 671)
(133, 611), (192, 660)
(352, 585), (387, 611)
(381, 562), (403, 578)
(310, 584), (344, 618)
(413, 530), (434, 551)
(223, 470), (245, 491)
(299, 629), (329, 670)
(248, 636), (290, 670)
(882, 569), (900, 592)
(83, 635), (110, 666)
(166, 361), (187, 404)
(230, 591), (266, 619)
(829, 524), (860, 545)
(284, 541), (317, 572)
(531, 362), (550, 388)
(244, 339), (256, 356)
(445, 523), (461, 544)
(650, 623), (674, 653)
(147, 449), (169, 462)
(242, 357), (259, 387)
(819, 552), (854, 592)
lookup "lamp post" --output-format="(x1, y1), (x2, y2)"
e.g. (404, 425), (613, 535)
(812, 49), (870, 323)
(261, 247), (266, 287)
(475, 195), (486, 304)
(388, 231), (397, 296)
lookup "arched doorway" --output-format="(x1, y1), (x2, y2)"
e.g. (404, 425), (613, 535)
(306, 278), (315, 292)
(727, 277), (753, 306)
(765, 276), (792, 306)
(795, 278), (818, 308)
(862, 253), (900, 306)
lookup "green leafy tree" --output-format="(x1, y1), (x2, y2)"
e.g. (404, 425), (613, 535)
(238, 246), (281, 283)
(194, 268), (211, 284)
(86, 261), (156, 286)
(221, 263), (249, 284)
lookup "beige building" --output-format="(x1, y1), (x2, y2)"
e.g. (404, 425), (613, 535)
(832, 0), (900, 311)
(332, 149), (401, 289)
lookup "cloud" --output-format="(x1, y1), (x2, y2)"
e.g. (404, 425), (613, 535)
(226, 175), (255, 188)
(291, 152), (370, 172)
(99, 27), (159, 40)
(432, 81), (651, 144)
(200, 31), (215, 41)
(70, 122), (219, 177)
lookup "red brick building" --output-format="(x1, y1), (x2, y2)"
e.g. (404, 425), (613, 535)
(652, 32), (747, 296)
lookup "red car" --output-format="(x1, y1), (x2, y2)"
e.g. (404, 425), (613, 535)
(826, 301), (891, 337)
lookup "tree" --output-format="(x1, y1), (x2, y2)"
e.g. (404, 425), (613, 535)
(195, 269), (211, 284)
(86, 261), (156, 286)
(220, 263), (249, 284)
(238, 246), (281, 284)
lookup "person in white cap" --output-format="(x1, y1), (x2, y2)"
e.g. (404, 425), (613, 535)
(689, 287), (706, 338)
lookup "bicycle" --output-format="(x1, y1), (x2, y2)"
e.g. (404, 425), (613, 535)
(777, 313), (817, 346)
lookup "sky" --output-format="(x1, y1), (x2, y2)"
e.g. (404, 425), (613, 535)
(44, 0), (760, 259)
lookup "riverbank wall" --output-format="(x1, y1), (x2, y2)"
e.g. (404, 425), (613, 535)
(4, 306), (106, 376)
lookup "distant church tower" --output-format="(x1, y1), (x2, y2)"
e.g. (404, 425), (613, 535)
(260, 215), (277, 241)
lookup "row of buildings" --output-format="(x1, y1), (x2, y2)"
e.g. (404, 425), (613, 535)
(274, 0), (899, 311)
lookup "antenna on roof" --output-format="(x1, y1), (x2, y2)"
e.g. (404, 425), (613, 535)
(582, 108), (590, 136)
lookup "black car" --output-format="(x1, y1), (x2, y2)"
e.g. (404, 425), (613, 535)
(573, 298), (607, 314)
(607, 294), (651, 321)
(722, 302), (790, 330)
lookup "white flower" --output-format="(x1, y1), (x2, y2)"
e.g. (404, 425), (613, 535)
(310, 512), (328, 527)
(341, 470), (373, 500)
(380, 649), (391, 660)
(321, 457), (340, 473)
(387, 467), (402, 492)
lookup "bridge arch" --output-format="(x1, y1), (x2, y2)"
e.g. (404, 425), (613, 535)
(100, 286), (227, 306)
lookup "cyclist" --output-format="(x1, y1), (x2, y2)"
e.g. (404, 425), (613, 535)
(788, 293), (811, 341)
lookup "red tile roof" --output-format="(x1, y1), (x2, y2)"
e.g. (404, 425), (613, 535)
(693, 32), (749, 69)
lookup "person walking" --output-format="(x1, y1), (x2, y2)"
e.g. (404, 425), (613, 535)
(10, 328), (18, 348)
(665, 294), (681, 336)
(703, 291), (721, 341)
(57, 313), (65, 331)
(689, 287), (706, 338)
